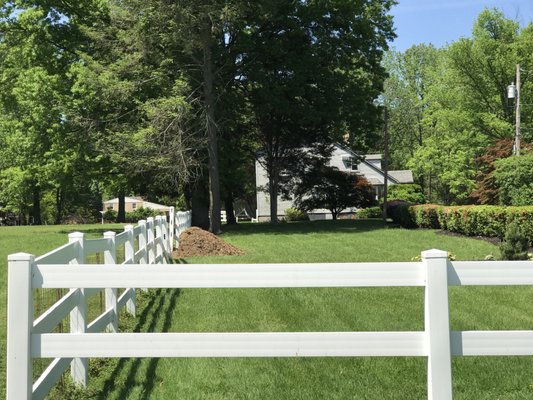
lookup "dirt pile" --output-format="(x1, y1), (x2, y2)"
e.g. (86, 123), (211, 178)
(173, 227), (244, 258)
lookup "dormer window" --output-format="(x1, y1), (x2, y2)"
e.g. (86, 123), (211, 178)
(342, 156), (358, 171)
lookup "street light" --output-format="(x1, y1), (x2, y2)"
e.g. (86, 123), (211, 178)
(507, 64), (521, 156)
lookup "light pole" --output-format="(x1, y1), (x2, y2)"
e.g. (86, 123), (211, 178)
(507, 64), (521, 156)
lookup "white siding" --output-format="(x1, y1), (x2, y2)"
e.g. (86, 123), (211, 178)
(255, 146), (402, 221)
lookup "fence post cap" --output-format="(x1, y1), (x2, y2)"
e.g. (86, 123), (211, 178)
(124, 225), (134, 231)
(68, 231), (85, 239)
(8, 252), (35, 261)
(421, 249), (448, 259)
(103, 231), (117, 238)
(138, 219), (146, 225)
(147, 217), (154, 221)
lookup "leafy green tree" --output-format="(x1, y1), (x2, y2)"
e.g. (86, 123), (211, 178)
(382, 45), (439, 169)
(240, 0), (395, 223)
(493, 152), (533, 206)
(384, 9), (533, 204)
(293, 167), (376, 220)
(0, 2), (105, 223)
(68, 1), (203, 222)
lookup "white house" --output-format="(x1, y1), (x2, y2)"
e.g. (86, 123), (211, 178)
(102, 197), (170, 213)
(255, 143), (414, 222)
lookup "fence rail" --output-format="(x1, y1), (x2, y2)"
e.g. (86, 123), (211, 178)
(8, 222), (533, 399)
(7, 209), (192, 400)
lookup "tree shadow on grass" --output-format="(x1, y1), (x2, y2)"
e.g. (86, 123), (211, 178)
(97, 287), (181, 399)
(220, 219), (393, 236)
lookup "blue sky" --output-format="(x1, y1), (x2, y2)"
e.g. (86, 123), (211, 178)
(390, 0), (533, 52)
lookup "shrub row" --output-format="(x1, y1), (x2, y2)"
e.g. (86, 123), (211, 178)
(103, 207), (164, 223)
(356, 206), (382, 219)
(391, 203), (533, 242)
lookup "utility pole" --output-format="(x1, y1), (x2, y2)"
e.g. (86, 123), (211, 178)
(508, 64), (522, 156)
(382, 107), (389, 226)
(515, 63), (521, 156)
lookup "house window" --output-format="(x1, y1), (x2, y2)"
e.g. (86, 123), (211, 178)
(132, 203), (137, 210)
(107, 205), (113, 210)
(343, 156), (358, 171)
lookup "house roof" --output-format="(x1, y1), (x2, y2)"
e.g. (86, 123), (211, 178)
(334, 142), (401, 184)
(365, 154), (382, 160)
(103, 196), (143, 204)
(389, 170), (414, 184)
(103, 197), (170, 210)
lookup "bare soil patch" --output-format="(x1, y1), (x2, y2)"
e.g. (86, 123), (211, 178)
(436, 229), (502, 246)
(173, 227), (244, 258)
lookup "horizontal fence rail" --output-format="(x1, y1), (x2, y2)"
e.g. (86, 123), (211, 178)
(7, 209), (192, 400)
(7, 241), (533, 399)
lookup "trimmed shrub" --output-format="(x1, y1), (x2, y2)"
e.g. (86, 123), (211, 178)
(410, 204), (441, 229)
(388, 201), (416, 228)
(500, 222), (530, 260)
(125, 207), (162, 223)
(103, 209), (117, 223)
(356, 206), (382, 219)
(506, 207), (533, 244)
(284, 208), (308, 222)
(404, 204), (533, 243)
(387, 184), (426, 204)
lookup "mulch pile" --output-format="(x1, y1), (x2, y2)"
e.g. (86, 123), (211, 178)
(173, 227), (244, 258)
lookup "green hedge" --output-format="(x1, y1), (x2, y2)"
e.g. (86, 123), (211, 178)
(356, 206), (382, 219)
(392, 204), (533, 243)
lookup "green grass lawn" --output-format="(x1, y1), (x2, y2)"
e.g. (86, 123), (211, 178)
(3, 220), (533, 399)
(0, 223), (126, 399)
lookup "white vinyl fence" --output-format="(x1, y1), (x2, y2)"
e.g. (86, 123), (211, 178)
(7, 243), (533, 399)
(7, 210), (192, 400)
(169, 208), (192, 251)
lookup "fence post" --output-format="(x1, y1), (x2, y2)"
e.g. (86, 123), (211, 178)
(103, 231), (118, 332)
(7, 253), (34, 400)
(147, 217), (156, 264)
(422, 249), (453, 400)
(124, 225), (136, 316)
(169, 206), (175, 251)
(68, 232), (88, 386)
(138, 220), (147, 264)
(155, 216), (163, 263)
(162, 215), (170, 256)
(138, 220), (148, 292)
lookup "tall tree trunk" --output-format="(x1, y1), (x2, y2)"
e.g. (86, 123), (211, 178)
(224, 192), (237, 225)
(32, 183), (42, 225)
(268, 172), (279, 224)
(117, 191), (126, 223)
(201, 23), (222, 234)
(54, 187), (63, 225)
(190, 183), (209, 229)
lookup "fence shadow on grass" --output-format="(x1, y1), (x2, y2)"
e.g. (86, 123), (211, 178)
(96, 286), (181, 400)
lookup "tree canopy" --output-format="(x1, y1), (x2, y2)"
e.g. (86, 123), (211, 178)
(382, 8), (533, 206)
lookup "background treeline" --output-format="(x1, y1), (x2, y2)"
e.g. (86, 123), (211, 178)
(1, 4), (531, 228)
(0, 0), (395, 228)
(382, 9), (533, 206)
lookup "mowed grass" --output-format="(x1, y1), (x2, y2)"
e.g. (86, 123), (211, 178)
(81, 220), (533, 400)
(0, 223), (126, 399)
(3, 220), (533, 399)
